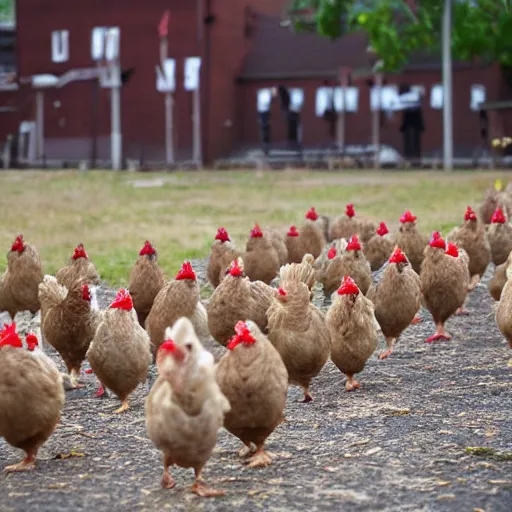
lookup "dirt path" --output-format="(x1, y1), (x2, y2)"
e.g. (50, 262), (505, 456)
(1, 264), (511, 512)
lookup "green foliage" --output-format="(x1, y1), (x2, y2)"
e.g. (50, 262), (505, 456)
(0, 0), (13, 21)
(289, 0), (512, 72)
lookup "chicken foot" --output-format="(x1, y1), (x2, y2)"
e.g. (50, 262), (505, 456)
(345, 374), (361, 391)
(468, 274), (480, 291)
(379, 337), (395, 360)
(191, 467), (225, 497)
(4, 450), (36, 472)
(246, 445), (272, 468)
(69, 369), (84, 389)
(160, 454), (176, 489)
(238, 442), (257, 458)
(410, 315), (423, 324)
(113, 399), (130, 414)
(425, 323), (451, 343)
(300, 386), (313, 403)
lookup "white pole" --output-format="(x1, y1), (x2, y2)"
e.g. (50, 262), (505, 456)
(35, 90), (44, 161)
(372, 73), (382, 169)
(111, 62), (122, 170)
(337, 69), (347, 151)
(193, 84), (202, 166)
(160, 37), (174, 166)
(442, 0), (453, 171)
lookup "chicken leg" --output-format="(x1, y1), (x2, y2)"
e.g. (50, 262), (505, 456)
(425, 322), (451, 343)
(300, 386), (313, 403)
(69, 368), (84, 389)
(191, 467), (225, 497)
(411, 315), (422, 324)
(246, 445), (272, 468)
(238, 442), (256, 458)
(345, 374), (360, 391)
(114, 399), (129, 414)
(4, 450), (36, 472)
(379, 337), (395, 360)
(160, 454), (176, 489)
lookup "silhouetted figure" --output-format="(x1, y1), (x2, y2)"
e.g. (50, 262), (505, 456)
(399, 84), (424, 160)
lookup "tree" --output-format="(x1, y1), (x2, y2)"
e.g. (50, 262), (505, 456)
(289, 0), (512, 72)
(0, 0), (14, 22)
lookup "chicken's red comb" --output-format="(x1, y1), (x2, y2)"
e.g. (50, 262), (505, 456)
(11, 234), (25, 253)
(346, 234), (361, 251)
(250, 224), (263, 238)
(328, 247), (337, 259)
(215, 228), (230, 243)
(400, 210), (417, 224)
(287, 225), (299, 237)
(72, 243), (88, 260)
(82, 284), (91, 301)
(229, 259), (243, 277)
(376, 222), (389, 236)
(345, 203), (355, 218)
(389, 247), (407, 264)
(110, 289), (133, 311)
(464, 206), (477, 222)
(305, 207), (318, 221)
(139, 240), (156, 256)
(429, 231), (446, 249)
(278, 287), (287, 296)
(491, 207), (506, 224)
(337, 276), (359, 296)
(445, 242), (459, 258)
(159, 338), (186, 362)
(227, 321), (257, 350)
(0, 323), (23, 349)
(175, 261), (196, 281)
(26, 333), (39, 351)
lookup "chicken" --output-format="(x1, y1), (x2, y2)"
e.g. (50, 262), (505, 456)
(495, 263), (512, 348)
(363, 222), (394, 271)
(146, 261), (200, 354)
(486, 207), (512, 266)
(0, 324), (64, 471)
(127, 240), (166, 327)
(207, 258), (273, 346)
(328, 203), (359, 241)
(300, 207), (326, 259)
(55, 243), (100, 289)
(216, 321), (288, 468)
(319, 235), (372, 297)
(367, 247), (421, 359)
(329, 203), (376, 244)
(267, 276), (330, 402)
(393, 210), (428, 275)
(447, 206), (491, 288)
(0, 234), (43, 319)
(478, 182), (512, 224)
(488, 251), (512, 301)
(279, 253), (317, 291)
(146, 317), (230, 496)
(38, 276), (98, 388)
(325, 276), (378, 391)
(86, 289), (151, 413)
(285, 225), (304, 264)
(420, 233), (469, 343)
(207, 228), (240, 288)
(244, 224), (280, 284)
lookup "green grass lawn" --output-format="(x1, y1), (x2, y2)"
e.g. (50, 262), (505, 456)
(0, 169), (508, 286)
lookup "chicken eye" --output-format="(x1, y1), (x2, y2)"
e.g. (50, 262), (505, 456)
(185, 343), (193, 352)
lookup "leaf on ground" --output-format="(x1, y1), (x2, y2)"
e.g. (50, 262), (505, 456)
(54, 451), (86, 460)
(364, 447), (382, 456)
(48, 483), (68, 489)
(385, 408), (410, 416)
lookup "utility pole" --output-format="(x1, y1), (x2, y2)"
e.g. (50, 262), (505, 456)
(110, 59), (122, 171)
(442, 0), (453, 171)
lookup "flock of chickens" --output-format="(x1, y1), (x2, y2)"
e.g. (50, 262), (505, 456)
(1, 179), (512, 498)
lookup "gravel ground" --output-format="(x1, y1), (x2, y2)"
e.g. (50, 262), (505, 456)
(1, 261), (511, 512)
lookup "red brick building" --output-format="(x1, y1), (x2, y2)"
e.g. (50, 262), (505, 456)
(0, 1), (510, 166)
